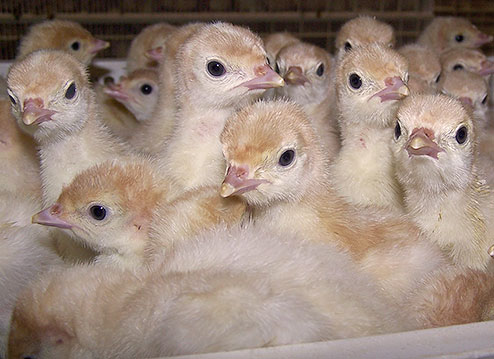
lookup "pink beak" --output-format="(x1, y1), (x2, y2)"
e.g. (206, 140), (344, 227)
(478, 59), (494, 76)
(32, 204), (73, 229)
(284, 66), (309, 85)
(22, 98), (57, 126)
(475, 32), (493, 47)
(91, 38), (110, 54)
(369, 76), (410, 102)
(220, 164), (270, 198)
(238, 64), (284, 90)
(146, 46), (164, 61)
(104, 83), (130, 101)
(406, 127), (444, 160)
(459, 96), (473, 107)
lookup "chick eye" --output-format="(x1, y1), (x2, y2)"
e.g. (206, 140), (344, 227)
(348, 73), (362, 89)
(89, 205), (107, 221)
(140, 84), (153, 95)
(65, 82), (76, 100)
(278, 149), (295, 167)
(266, 57), (270, 65)
(453, 64), (464, 70)
(8, 94), (16, 105)
(455, 126), (468, 144)
(394, 121), (401, 139)
(344, 41), (352, 51)
(71, 41), (80, 51)
(435, 73), (441, 83)
(316, 63), (324, 76)
(275, 62), (280, 74)
(207, 61), (226, 77)
(482, 95), (488, 105)
(455, 34), (464, 43)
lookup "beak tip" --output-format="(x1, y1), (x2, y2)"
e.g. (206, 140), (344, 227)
(220, 183), (235, 198)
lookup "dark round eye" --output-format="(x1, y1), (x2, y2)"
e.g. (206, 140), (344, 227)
(207, 61), (226, 77)
(275, 62), (280, 74)
(140, 84), (153, 95)
(394, 121), (401, 139)
(8, 94), (16, 105)
(344, 41), (352, 51)
(316, 63), (324, 76)
(65, 82), (76, 100)
(349, 73), (362, 89)
(435, 73), (441, 83)
(482, 95), (488, 105)
(453, 64), (464, 71)
(278, 149), (295, 167)
(455, 126), (468, 144)
(455, 34), (464, 43)
(71, 41), (80, 51)
(89, 205), (107, 221)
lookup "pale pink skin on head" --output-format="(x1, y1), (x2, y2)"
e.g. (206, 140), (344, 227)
(478, 59), (494, 76)
(369, 76), (407, 102)
(22, 97), (58, 125)
(32, 203), (74, 230)
(237, 64), (284, 90)
(146, 46), (164, 61)
(222, 164), (270, 196)
(406, 127), (445, 160)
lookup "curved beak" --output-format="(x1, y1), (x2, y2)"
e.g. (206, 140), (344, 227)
(103, 83), (130, 101)
(22, 98), (57, 126)
(478, 59), (494, 76)
(238, 64), (284, 90)
(406, 128), (444, 160)
(91, 38), (110, 54)
(370, 76), (409, 102)
(220, 164), (270, 198)
(475, 32), (493, 47)
(146, 46), (164, 61)
(284, 66), (309, 85)
(32, 204), (73, 229)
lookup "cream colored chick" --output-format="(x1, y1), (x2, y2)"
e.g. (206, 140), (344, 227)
(334, 15), (395, 58)
(417, 16), (493, 54)
(32, 159), (245, 269)
(7, 50), (131, 261)
(441, 48), (494, 77)
(128, 22), (206, 154)
(0, 99), (41, 197)
(221, 100), (456, 303)
(159, 22), (284, 196)
(392, 93), (494, 270)
(438, 70), (489, 126)
(330, 43), (409, 211)
(398, 44), (441, 93)
(262, 31), (300, 70)
(0, 192), (61, 356)
(126, 22), (176, 73)
(274, 41), (340, 157)
(104, 69), (159, 123)
(17, 20), (109, 65)
(8, 225), (411, 359)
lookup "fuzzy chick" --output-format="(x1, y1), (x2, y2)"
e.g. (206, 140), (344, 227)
(398, 44), (441, 93)
(126, 22), (176, 73)
(7, 50), (131, 261)
(31, 158), (245, 269)
(392, 93), (494, 270)
(334, 16), (395, 58)
(104, 69), (159, 123)
(273, 41), (340, 157)
(262, 31), (300, 69)
(8, 224), (411, 359)
(417, 16), (493, 54)
(219, 100), (494, 323)
(330, 43), (409, 211)
(158, 22), (284, 196)
(440, 48), (494, 77)
(17, 20), (109, 65)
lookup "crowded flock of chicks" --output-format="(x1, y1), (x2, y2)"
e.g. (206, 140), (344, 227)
(1, 14), (494, 359)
